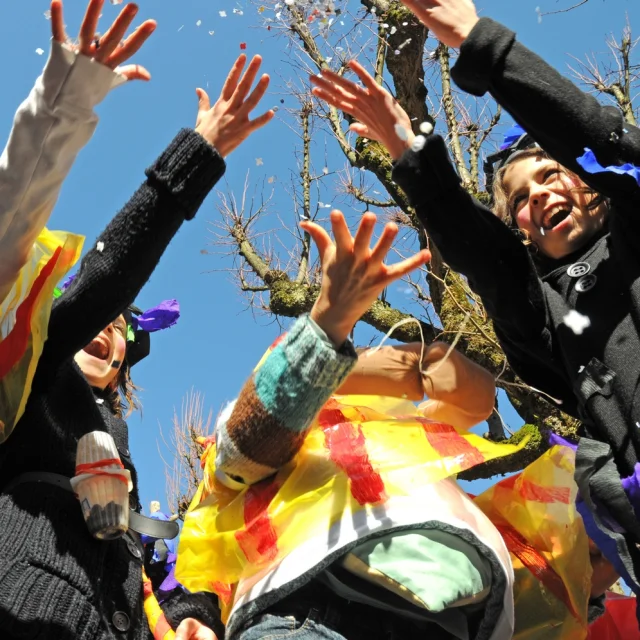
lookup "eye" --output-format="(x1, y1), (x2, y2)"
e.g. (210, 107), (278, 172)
(543, 168), (561, 183)
(511, 192), (527, 212)
(114, 322), (126, 335)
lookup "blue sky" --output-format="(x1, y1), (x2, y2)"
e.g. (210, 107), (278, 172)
(1, 0), (638, 513)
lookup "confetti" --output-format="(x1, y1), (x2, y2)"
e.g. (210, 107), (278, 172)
(96, 241), (105, 253)
(219, 10), (227, 17)
(394, 124), (408, 141)
(196, 19), (202, 27)
(390, 26), (397, 35)
(233, 8), (244, 15)
(256, 158), (264, 166)
(411, 135), (426, 152)
(240, 42), (247, 50)
(35, 48), (45, 55)
(563, 310), (591, 335)
(268, 176), (275, 184)
(419, 121), (433, 135)
(323, 167), (329, 175)
(209, 31), (215, 36)
(44, 10), (51, 19)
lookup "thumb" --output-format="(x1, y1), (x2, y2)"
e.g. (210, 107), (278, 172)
(117, 65), (152, 82)
(349, 122), (370, 138)
(300, 220), (333, 262)
(196, 88), (211, 112)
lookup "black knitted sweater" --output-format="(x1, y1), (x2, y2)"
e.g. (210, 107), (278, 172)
(0, 129), (225, 639)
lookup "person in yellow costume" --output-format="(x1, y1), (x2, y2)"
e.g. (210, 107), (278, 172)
(178, 209), (527, 640)
(0, 0), (155, 441)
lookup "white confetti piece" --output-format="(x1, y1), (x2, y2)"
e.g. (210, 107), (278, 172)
(35, 48), (45, 55)
(96, 241), (105, 253)
(196, 19), (202, 27)
(390, 26), (397, 35)
(219, 10), (227, 17)
(395, 124), (409, 140)
(44, 10), (51, 20)
(323, 167), (329, 175)
(411, 135), (426, 152)
(233, 8), (244, 15)
(96, 398), (105, 405)
(563, 310), (591, 335)
(209, 30), (215, 36)
(256, 158), (264, 166)
(419, 121), (433, 135)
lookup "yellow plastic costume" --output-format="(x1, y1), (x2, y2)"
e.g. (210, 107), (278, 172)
(0, 228), (83, 441)
(178, 385), (526, 624)
(474, 444), (592, 640)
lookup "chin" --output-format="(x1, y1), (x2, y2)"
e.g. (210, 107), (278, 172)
(74, 352), (115, 389)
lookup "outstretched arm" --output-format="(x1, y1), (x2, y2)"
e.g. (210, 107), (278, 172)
(41, 54), (274, 372)
(336, 341), (496, 430)
(215, 211), (431, 486)
(401, 0), (640, 201)
(0, 0), (155, 305)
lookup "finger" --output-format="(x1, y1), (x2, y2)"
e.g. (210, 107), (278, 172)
(231, 55), (263, 109)
(106, 20), (156, 69)
(196, 88), (211, 112)
(370, 222), (399, 264)
(221, 55), (247, 101)
(238, 74), (270, 116)
(316, 68), (367, 98)
(117, 64), (151, 81)
(349, 122), (370, 137)
(50, 0), (67, 43)
(94, 2), (138, 61)
(246, 109), (276, 134)
(310, 74), (359, 102)
(384, 249), (432, 282)
(300, 220), (333, 262)
(311, 88), (358, 118)
(348, 59), (383, 94)
(330, 210), (354, 258)
(79, 0), (104, 56)
(353, 212), (377, 258)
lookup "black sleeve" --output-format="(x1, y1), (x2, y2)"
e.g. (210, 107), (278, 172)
(162, 591), (225, 638)
(452, 17), (640, 202)
(392, 134), (576, 409)
(42, 129), (225, 369)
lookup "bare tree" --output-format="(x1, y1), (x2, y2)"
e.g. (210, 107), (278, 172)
(199, 2), (638, 481)
(159, 389), (214, 519)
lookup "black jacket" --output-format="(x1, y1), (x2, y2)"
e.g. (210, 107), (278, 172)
(0, 129), (224, 639)
(392, 17), (640, 584)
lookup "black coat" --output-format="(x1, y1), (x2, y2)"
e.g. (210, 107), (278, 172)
(0, 129), (224, 639)
(392, 17), (640, 587)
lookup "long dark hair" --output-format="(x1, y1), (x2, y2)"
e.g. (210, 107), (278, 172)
(105, 358), (141, 418)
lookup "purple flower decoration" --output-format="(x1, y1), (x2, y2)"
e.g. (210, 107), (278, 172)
(577, 147), (640, 186)
(131, 299), (180, 333)
(500, 124), (527, 150)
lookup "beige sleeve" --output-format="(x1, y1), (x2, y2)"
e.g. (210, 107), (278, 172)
(336, 341), (496, 430)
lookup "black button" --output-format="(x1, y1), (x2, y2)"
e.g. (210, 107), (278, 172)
(127, 539), (142, 559)
(575, 274), (597, 293)
(567, 262), (590, 278)
(112, 611), (130, 632)
(118, 447), (130, 458)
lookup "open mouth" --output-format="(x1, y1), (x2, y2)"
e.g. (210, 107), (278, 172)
(83, 336), (110, 361)
(541, 206), (572, 232)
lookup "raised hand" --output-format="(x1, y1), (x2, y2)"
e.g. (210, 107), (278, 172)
(194, 55), (274, 157)
(50, 0), (156, 81)
(302, 211), (431, 346)
(311, 60), (415, 161)
(400, 0), (479, 48)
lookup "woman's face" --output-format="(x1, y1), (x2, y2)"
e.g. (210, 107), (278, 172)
(74, 315), (127, 390)
(502, 155), (607, 259)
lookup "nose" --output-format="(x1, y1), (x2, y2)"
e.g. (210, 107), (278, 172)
(529, 184), (550, 208)
(105, 324), (114, 335)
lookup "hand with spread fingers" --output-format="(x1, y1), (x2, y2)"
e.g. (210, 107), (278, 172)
(194, 55), (275, 157)
(311, 60), (415, 161)
(400, 0), (479, 48)
(302, 211), (431, 347)
(50, 0), (156, 81)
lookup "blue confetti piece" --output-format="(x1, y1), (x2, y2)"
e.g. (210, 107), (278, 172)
(576, 147), (640, 186)
(500, 124), (527, 150)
